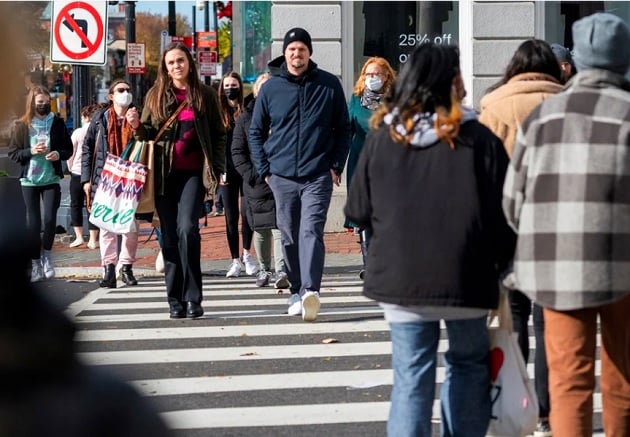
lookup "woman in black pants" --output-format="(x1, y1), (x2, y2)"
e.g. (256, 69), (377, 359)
(218, 72), (258, 278)
(8, 85), (73, 282)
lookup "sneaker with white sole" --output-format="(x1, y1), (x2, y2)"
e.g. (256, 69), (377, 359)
(287, 293), (302, 316)
(31, 259), (43, 283)
(274, 271), (290, 289)
(255, 269), (271, 287)
(69, 237), (84, 248)
(42, 251), (55, 280)
(301, 290), (320, 322)
(534, 420), (552, 437)
(243, 252), (259, 276)
(226, 259), (242, 278)
(155, 249), (165, 273)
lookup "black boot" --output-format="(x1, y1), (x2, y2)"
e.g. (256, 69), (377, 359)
(100, 264), (117, 288)
(121, 264), (138, 286)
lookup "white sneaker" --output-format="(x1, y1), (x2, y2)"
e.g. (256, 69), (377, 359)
(274, 271), (290, 289)
(302, 290), (320, 322)
(69, 237), (84, 248)
(42, 255), (55, 280)
(87, 240), (98, 250)
(287, 293), (302, 316)
(243, 252), (259, 276)
(226, 259), (242, 278)
(31, 259), (43, 283)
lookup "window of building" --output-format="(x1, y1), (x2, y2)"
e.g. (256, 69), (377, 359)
(352, 1), (459, 77)
(236, 1), (272, 82)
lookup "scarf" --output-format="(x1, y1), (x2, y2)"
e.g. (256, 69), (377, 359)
(107, 106), (133, 157)
(360, 88), (383, 110)
(383, 105), (477, 148)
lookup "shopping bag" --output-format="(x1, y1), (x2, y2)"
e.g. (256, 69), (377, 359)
(487, 291), (538, 437)
(121, 139), (154, 214)
(89, 152), (147, 234)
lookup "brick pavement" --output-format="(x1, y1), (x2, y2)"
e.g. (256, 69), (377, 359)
(52, 213), (361, 269)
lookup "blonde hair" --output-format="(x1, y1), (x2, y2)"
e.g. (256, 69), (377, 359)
(353, 57), (396, 97)
(253, 73), (271, 97)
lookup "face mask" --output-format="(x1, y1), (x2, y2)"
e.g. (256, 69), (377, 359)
(35, 103), (51, 116)
(114, 91), (133, 107)
(365, 76), (383, 92)
(225, 88), (240, 101)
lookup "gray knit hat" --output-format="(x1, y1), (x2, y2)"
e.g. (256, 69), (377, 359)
(572, 12), (630, 75)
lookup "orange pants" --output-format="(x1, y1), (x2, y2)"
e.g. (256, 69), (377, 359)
(544, 294), (630, 437)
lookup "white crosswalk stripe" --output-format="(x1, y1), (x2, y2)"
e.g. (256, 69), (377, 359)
(71, 274), (604, 436)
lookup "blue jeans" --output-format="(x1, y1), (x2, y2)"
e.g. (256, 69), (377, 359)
(388, 316), (491, 437)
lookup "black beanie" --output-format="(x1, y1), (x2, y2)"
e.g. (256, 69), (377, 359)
(283, 27), (312, 54)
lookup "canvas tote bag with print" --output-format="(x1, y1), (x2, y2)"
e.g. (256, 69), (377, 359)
(486, 290), (538, 437)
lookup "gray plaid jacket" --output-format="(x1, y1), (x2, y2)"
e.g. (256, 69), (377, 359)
(503, 69), (630, 310)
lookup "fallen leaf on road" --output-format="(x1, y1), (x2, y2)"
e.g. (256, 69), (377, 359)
(322, 338), (338, 344)
(240, 352), (259, 356)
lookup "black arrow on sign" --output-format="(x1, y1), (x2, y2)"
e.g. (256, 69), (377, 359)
(63, 14), (88, 48)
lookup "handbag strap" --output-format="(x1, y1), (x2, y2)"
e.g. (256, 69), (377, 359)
(153, 99), (187, 143)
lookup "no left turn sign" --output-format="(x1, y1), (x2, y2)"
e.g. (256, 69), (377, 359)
(51, 1), (108, 65)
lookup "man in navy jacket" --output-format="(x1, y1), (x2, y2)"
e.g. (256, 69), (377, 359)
(249, 27), (351, 322)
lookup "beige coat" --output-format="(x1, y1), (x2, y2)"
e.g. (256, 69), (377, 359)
(479, 72), (563, 157)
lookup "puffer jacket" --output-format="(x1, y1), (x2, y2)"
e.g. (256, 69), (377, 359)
(81, 107), (120, 200)
(232, 96), (276, 230)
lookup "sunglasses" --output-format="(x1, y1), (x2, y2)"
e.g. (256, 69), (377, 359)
(114, 87), (131, 93)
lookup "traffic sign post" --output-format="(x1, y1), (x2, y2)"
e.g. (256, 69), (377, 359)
(51, 1), (108, 65)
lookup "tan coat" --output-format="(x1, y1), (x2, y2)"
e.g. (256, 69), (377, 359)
(479, 72), (563, 157)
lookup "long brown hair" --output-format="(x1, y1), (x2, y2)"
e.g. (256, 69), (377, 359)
(143, 42), (205, 123)
(218, 71), (244, 129)
(20, 85), (51, 126)
(353, 56), (396, 97)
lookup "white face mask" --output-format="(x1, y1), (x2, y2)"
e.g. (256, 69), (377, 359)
(365, 76), (383, 92)
(114, 91), (133, 107)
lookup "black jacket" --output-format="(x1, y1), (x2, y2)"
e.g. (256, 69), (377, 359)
(8, 116), (72, 180)
(249, 57), (351, 179)
(344, 120), (515, 310)
(232, 96), (276, 230)
(81, 107), (115, 200)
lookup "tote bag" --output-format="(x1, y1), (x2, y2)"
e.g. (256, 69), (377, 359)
(486, 291), (538, 437)
(89, 152), (147, 234)
(122, 139), (154, 214)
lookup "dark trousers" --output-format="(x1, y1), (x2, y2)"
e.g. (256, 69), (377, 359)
(69, 173), (97, 230)
(22, 183), (61, 259)
(156, 170), (204, 307)
(268, 171), (332, 295)
(510, 289), (550, 418)
(220, 172), (252, 259)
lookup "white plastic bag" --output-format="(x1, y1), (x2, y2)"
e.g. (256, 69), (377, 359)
(487, 291), (538, 436)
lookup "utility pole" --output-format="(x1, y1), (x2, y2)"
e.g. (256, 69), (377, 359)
(124, 1), (140, 105)
(205, 1), (211, 85)
(168, 1), (176, 36)
(71, 66), (90, 130)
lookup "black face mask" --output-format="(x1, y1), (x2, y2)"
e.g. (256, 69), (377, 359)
(35, 104), (51, 116)
(225, 88), (240, 101)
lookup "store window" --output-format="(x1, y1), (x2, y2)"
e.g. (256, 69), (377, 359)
(353, 1), (458, 77)
(545, 2), (630, 58)
(236, 1), (272, 82)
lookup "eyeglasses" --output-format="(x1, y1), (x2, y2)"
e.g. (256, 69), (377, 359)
(365, 72), (384, 78)
(114, 87), (131, 93)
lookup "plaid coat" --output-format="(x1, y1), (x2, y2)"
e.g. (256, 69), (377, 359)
(503, 69), (630, 310)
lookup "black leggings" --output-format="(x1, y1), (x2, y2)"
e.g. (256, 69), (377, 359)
(69, 173), (98, 230)
(220, 172), (252, 259)
(22, 184), (61, 258)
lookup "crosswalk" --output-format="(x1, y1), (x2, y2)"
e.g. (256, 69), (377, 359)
(67, 274), (604, 436)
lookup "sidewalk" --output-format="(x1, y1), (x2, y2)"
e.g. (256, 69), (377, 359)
(52, 214), (363, 279)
